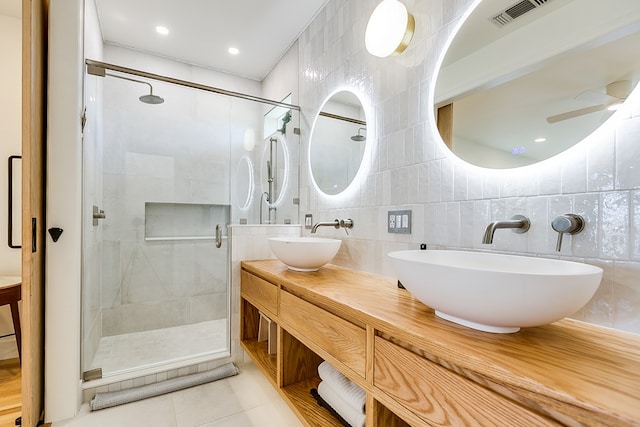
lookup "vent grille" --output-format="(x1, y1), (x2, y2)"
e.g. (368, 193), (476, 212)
(490, 0), (552, 28)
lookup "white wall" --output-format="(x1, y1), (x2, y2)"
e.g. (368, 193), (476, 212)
(0, 12), (22, 360)
(98, 58), (234, 337)
(298, 0), (640, 335)
(46, 0), (84, 421)
(262, 41), (300, 105)
(103, 45), (262, 98)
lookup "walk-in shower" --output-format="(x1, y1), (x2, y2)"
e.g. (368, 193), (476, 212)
(82, 59), (300, 382)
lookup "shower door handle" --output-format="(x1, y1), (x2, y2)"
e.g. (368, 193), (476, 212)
(215, 224), (223, 248)
(93, 205), (106, 226)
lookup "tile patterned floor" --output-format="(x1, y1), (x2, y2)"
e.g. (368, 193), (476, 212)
(53, 362), (302, 427)
(90, 319), (228, 375)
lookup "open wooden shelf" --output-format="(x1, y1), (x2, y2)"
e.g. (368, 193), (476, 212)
(241, 296), (347, 426)
(281, 377), (345, 427)
(240, 339), (277, 385)
(241, 267), (414, 427)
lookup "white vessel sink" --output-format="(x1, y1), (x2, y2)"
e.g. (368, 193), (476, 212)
(269, 237), (341, 272)
(388, 250), (603, 333)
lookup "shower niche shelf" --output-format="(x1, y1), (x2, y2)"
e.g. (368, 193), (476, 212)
(144, 202), (229, 241)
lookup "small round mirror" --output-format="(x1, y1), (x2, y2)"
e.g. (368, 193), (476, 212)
(234, 156), (254, 210)
(310, 91), (367, 195)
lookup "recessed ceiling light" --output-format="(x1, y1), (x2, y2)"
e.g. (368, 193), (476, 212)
(155, 26), (169, 35)
(228, 47), (240, 55)
(534, 137), (547, 143)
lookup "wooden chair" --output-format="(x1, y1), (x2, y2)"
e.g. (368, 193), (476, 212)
(0, 277), (21, 362)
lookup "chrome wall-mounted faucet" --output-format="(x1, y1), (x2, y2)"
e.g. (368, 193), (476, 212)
(551, 213), (584, 251)
(311, 218), (354, 235)
(482, 215), (530, 244)
(311, 219), (339, 233)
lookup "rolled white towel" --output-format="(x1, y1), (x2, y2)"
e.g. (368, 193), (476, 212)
(318, 381), (366, 427)
(318, 361), (366, 413)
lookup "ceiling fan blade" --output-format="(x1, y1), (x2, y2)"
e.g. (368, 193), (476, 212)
(546, 104), (607, 124)
(575, 90), (618, 106)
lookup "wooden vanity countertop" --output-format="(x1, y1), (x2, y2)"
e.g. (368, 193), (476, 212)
(241, 259), (640, 426)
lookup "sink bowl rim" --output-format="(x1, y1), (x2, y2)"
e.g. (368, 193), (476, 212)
(268, 236), (342, 244)
(388, 249), (603, 277)
(268, 236), (342, 272)
(388, 249), (603, 333)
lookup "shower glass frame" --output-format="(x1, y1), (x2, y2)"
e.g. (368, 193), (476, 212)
(81, 60), (300, 380)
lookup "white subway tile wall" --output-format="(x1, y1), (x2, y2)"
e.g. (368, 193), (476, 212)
(297, 0), (640, 334)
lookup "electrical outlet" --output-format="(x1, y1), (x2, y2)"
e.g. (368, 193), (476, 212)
(388, 210), (412, 234)
(304, 214), (313, 229)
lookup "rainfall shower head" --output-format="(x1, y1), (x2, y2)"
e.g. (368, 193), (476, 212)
(351, 127), (366, 142)
(105, 72), (164, 104)
(139, 91), (165, 105)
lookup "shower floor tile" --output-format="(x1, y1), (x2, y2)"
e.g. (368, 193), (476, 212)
(90, 319), (227, 375)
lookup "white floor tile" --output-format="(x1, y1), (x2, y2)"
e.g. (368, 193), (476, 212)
(198, 401), (302, 427)
(54, 394), (177, 427)
(172, 363), (280, 426)
(54, 362), (301, 427)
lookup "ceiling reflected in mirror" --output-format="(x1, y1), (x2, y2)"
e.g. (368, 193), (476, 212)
(434, 0), (640, 169)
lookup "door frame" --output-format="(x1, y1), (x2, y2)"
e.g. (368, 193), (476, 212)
(22, 0), (48, 425)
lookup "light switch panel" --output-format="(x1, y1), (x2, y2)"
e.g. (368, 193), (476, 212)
(388, 210), (411, 234)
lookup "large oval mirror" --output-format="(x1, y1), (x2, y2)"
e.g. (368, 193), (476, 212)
(434, 0), (640, 169)
(310, 91), (367, 195)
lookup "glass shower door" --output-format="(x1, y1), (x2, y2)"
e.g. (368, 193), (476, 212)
(82, 69), (232, 378)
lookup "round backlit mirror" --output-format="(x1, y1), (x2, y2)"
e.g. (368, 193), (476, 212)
(433, 0), (640, 169)
(234, 156), (254, 210)
(310, 90), (367, 195)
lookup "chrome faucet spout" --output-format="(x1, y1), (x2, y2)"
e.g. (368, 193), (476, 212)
(311, 219), (340, 233)
(482, 215), (530, 244)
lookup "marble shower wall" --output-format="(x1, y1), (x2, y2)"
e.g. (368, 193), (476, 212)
(100, 65), (235, 336)
(297, 0), (640, 334)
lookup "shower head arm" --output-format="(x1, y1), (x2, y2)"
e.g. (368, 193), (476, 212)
(105, 71), (154, 93)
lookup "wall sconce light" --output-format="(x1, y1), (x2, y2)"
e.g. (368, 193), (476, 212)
(365, 0), (415, 58)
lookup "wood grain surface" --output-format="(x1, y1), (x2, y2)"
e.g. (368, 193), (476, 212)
(240, 270), (278, 317)
(280, 290), (366, 379)
(375, 337), (559, 426)
(0, 358), (21, 427)
(280, 377), (344, 427)
(280, 329), (324, 388)
(242, 260), (640, 426)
